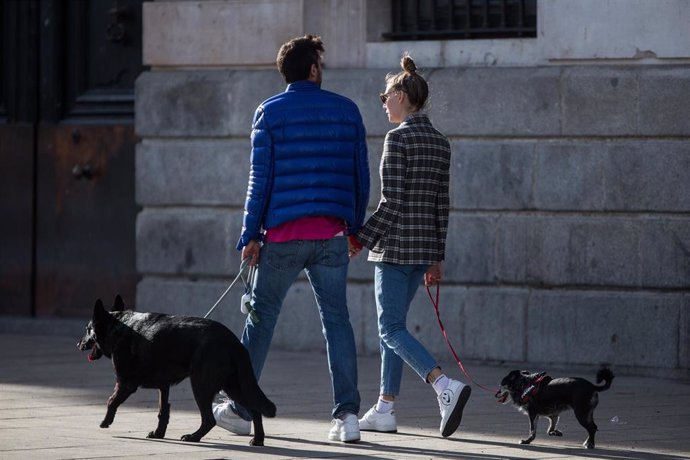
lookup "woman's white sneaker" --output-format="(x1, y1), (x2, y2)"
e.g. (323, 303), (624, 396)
(438, 380), (471, 437)
(358, 405), (398, 433)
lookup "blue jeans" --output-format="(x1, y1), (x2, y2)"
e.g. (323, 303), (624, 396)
(240, 237), (360, 419)
(375, 262), (438, 396)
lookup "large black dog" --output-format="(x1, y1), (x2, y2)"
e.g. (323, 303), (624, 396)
(495, 368), (614, 449)
(77, 295), (276, 445)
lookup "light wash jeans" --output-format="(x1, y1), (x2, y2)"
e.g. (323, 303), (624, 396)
(375, 262), (438, 396)
(239, 237), (360, 419)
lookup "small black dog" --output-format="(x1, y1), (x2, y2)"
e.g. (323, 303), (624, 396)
(78, 295), (276, 445)
(495, 368), (614, 449)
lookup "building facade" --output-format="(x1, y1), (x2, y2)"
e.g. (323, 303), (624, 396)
(135, 0), (690, 376)
(3, 0), (687, 376)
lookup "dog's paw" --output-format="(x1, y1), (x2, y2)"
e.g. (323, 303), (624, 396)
(548, 430), (563, 437)
(249, 436), (264, 447)
(100, 413), (115, 428)
(181, 433), (201, 442)
(147, 430), (165, 439)
(520, 439), (533, 445)
(583, 439), (595, 449)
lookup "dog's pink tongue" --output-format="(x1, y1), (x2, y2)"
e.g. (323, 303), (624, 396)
(88, 354), (95, 363)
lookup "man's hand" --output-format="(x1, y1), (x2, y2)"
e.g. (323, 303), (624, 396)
(241, 240), (261, 266)
(424, 262), (443, 286)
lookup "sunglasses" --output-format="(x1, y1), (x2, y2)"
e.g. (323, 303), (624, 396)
(379, 89), (402, 104)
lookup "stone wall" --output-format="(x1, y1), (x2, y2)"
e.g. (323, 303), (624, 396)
(135, 65), (690, 375)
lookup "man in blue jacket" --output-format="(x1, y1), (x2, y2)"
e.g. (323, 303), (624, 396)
(214, 34), (370, 443)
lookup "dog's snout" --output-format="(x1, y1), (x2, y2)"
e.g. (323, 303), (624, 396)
(78, 337), (93, 351)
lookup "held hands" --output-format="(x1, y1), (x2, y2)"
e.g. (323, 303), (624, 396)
(241, 240), (261, 266)
(424, 262), (443, 286)
(348, 235), (364, 258)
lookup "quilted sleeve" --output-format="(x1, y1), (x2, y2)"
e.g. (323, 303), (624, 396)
(349, 111), (370, 234)
(236, 107), (273, 250)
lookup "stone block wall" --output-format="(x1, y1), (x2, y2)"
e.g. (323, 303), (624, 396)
(135, 65), (690, 375)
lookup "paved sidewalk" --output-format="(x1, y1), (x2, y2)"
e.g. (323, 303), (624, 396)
(1, 329), (689, 459)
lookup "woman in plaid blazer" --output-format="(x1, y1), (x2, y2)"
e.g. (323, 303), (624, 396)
(351, 54), (471, 438)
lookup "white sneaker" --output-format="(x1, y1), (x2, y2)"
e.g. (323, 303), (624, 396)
(213, 401), (251, 435)
(438, 380), (471, 437)
(358, 405), (397, 433)
(328, 413), (361, 443)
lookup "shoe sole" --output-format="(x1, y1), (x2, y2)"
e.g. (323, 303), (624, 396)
(441, 385), (472, 438)
(360, 427), (398, 433)
(215, 420), (251, 436)
(328, 434), (361, 443)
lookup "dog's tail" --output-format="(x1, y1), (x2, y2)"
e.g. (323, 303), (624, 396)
(234, 350), (276, 418)
(594, 367), (615, 392)
(240, 377), (277, 418)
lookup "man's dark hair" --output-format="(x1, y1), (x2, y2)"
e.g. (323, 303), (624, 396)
(276, 34), (324, 83)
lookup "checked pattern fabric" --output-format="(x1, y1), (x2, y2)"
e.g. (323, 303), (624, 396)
(357, 112), (451, 265)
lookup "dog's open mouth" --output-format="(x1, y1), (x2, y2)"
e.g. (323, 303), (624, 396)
(79, 340), (103, 362)
(87, 345), (103, 362)
(495, 389), (509, 404)
(78, 330), (103, 362)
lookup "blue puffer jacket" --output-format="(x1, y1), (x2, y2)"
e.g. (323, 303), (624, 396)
(237, 80), (370, 250)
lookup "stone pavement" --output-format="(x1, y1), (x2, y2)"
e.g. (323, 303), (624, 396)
(1, 326), (689, 459)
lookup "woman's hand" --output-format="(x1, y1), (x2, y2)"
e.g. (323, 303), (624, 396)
(424, 262), (443, 286)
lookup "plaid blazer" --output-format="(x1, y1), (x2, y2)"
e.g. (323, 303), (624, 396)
(357, 112), (451, 265)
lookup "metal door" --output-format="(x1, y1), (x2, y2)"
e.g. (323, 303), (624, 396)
(1, 0), (144, 317)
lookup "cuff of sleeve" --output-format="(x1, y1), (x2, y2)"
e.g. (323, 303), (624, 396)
(237, 232), (264, 250)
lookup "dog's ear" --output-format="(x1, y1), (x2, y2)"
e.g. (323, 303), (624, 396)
(113, 294), (125, 312)
(501, 370), (520, 385)
(93, 299), (107, 319)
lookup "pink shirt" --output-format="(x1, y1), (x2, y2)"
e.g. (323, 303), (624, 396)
(265, 216), (346, 243)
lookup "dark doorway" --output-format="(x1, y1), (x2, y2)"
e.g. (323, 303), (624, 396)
(1, 0), (144, 317)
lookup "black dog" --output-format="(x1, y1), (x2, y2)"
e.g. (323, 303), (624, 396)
(77, 295), (276, 445)
(495, 368), (614, 449)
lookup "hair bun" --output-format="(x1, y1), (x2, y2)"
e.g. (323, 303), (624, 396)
(401, 54), (417, 73)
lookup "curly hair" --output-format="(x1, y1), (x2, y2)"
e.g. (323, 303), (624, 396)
(276, 34), (324, 83)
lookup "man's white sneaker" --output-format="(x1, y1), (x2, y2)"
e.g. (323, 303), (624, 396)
(328, 413), (361, 443)
(438, 380), (471, 437)
(358, 405), (397, 433)
(213, 401), (251, 435)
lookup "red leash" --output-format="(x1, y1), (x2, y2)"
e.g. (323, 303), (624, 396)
(426, 284), (497, 393)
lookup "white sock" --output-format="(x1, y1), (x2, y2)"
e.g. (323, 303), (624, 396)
(431, 374), (450, 396)
(375, 398), (394, 413)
